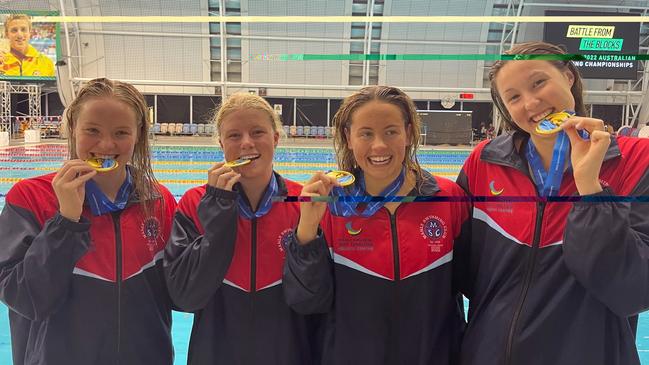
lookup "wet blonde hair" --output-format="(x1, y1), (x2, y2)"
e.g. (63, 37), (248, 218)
(214, 93), (282, 139)
(4, 14), (32, 37)
(333, 85), (424, 185)
(490, 41), (587, 134)
(64, 78), (160, 218)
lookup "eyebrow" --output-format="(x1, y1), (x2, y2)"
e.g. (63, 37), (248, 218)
(528, 70), (548, 78)
(357, 123), (401, 130)
(82, 121), (134, 129)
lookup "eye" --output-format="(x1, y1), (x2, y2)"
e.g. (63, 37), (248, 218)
(359, 130), (373, 139)
(252, 129), (266, 136)
(385, 129), (399, 136)
(227, 133), (241, 139)
(507, 94), (520, 103)
(533, 79), (546, 87)
(116, 130), (131, 136)
(85, 128), (99, 134)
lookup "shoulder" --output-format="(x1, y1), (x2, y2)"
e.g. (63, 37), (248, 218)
(433, 175), (465, 196)
(281, 177), (303, 196)
(177, 185), (207, 208)
(6, 173), (56, 207)
(154, 183), (177, 202)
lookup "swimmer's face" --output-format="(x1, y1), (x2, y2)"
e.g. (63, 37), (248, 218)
(219, 108), (279, 183)
(73, 97), (139, 177)
(495, 60), (575, 138)
(5, 19), (30, 54)
(345, 101), (410, 188)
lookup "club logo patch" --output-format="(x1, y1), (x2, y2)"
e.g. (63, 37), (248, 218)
(489, 180), (504, 195)
(420, 215), (447, 243)
(345, 221), (362, 236)
(277, 228), (293, 252)
(141, 217), (161, 252)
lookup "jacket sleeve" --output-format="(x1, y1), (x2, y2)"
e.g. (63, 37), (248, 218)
(283, 225), (334, 314)
(163, 186), (238, 312)
(0, 200), (91, 321)
(563, 176), (649, 317)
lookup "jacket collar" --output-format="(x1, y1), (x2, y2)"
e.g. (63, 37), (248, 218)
(413, 169), (441, 196)
(480, 131), (621, 174)
(350, 167), (441, 197)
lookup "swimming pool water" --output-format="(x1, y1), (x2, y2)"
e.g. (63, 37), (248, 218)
(1, 144), (647, 364)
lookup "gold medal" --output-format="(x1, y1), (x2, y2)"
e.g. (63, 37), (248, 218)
(326, 170), (355, 187)
(224, 158), (252, 168)
(535, 111), (573, 135)
(86, 157), (119, 172)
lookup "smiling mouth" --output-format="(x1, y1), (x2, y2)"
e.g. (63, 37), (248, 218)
(238, 154), (260, 161)
(531, 109), (555, 124)
(368, 156), (392, 165)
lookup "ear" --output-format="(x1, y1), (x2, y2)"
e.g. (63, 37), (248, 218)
(273, 131), (279, 148)
(563, 69), (575, 88)
(218, 137), (224, 149)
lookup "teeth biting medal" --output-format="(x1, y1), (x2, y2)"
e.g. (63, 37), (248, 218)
(224, 158), (252, 168)
(535, 111), (574, 135)
(326, 170), (355, 187)
(86, 157), (118, 172)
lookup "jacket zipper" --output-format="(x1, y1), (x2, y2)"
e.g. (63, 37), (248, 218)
(111, 211), (123, 364)
(389, 211), (400, 282)
(251, 218), (257, 294)
(387, 207), (401, 365)
(504, 201), (545, 365)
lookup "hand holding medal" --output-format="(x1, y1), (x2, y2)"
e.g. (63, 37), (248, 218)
(207, 161), (242, 191)
(559, 116), (611, 195)
(295, 171), (344, 244)
(528, 111), (609, 196)
(325, 170), (355, 187)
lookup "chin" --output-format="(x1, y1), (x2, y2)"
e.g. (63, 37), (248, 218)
(242, 167), (271, 180)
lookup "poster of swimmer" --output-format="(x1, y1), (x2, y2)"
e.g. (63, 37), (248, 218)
(0, 10), (60, 81)
(543, 10), (640, 80)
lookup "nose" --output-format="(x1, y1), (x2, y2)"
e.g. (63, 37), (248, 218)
(370, 135), (388, 151)
(97, 136), (117, 151)
(523, 93), (540, 111)
(240, 133), (254, 149)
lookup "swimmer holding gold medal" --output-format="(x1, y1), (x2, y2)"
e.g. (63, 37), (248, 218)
(283, 85), (470, 365)
(454, 41), (649, 365)
(0, 78), (177, 364)
(164, 93), (324, 364)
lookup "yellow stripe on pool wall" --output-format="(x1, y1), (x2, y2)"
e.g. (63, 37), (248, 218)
(36, 15), (649, 23)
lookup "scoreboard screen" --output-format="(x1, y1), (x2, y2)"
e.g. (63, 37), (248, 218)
(543, 10), (639, 80)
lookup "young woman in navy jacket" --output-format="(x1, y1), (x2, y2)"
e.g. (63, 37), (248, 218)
(0, 78), (176, 365)
(164, 93), (323, 365)
(456, 41), (649, 365)
(283, 85), (470, 365)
